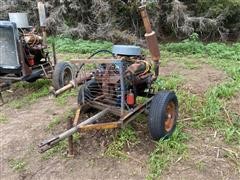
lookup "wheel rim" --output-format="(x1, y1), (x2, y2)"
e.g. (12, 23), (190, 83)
(164, 101), (176, 132)
(63, 68), (72, 85)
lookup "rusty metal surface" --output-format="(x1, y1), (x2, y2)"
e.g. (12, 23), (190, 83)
(39, 3), (166, 155)
(145, 32), (160, 62)
(18, 40), (32, 76)
(139, 5), (160, 62)
(79, 122), (121, 131)
(39, 95), (153, 153)
(67, 118), (74, 156)
(39, 108), (109, 153)
(139, 5), (152, 33)
(120, 97), (153, 124)
(89, 101), (124, 116)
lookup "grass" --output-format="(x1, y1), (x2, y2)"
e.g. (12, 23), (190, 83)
(105, 125), (139, 158)
(55, 89), (77, 106)
(183, 60), (201, 70)
(9, 159), (27, 172)
(224, 126), (240, 145)
(42, 109), (76, 159)
(148, 35), (240, 178)
(0, 113), (8, 124)
(161, 34), (240, 61)
(8, 79), (51, 109)
(195, 161), (206, 172)
(154, 74), (183, 91)
(42, 140), (68, 160)
(188, 59), (240, 145)
(48, 36), (113, 54)
(47, 116), (62, 130)
(147, 125), (188, 179)
(160, 35), (240, 140)
(2, 36), (238, 177)
(176, 90), (201, 119)
(160, 46), (240, 138)
(47, 108), (75, 131)
(51, 36), (239, 177)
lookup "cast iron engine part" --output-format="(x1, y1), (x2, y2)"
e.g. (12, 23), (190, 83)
(76, 45), (152, 109)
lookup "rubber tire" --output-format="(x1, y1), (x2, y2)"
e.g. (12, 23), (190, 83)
(77, 79), (100, 105)
(52, 62), (74, 90)
(25, 77), (39, 83)
(148, 91), (178, 140)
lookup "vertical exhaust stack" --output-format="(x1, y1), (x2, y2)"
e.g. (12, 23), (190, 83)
(139, 5), (160, 80)
(37, 1), (47, 45)
(37, 0), (57, 64)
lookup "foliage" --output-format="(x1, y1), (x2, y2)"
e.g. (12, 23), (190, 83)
(9, 159), (27, 172)
(2, 0), (239, 41)
(47, 109), (75, 130)
(163, 35), (240, 61)
(176, 90), (201, 119)
(49, 37), (112, 53)
(0, 113), (8, 124)
(106, 125), (139, 158)
(147, 125), (188, 179)
(9, 80), (51, 109)
(154, 38), (240, 178)
(55, 89), (77, 106)
(196, 0), (240, 18)
(42, 140), (68, 160)
(154, 74), (183, 91)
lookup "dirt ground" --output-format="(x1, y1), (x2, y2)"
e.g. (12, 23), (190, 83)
(162, 127), (240, 180)
(0, 61), (239, 179)
(0, 96), (150, 180)
(229, 93), (240, 116)
(159, 61), (228, 95)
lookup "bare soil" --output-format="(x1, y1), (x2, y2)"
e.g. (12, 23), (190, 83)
(162, 128), (240, 179)
(228, 93), (240, 115)
(0, 60), (239, 180)
(159, 62), (228, 95)
(0, 96), (150, 180)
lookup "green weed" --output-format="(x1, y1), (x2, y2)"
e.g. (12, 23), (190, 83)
(162, 37), (240, 61)
(106, 125), (139, 158)
(211, 82), (239, 99)
(55, 89), (77, 106)
(42, 140), (68, 160)
(183, 60), (201, 69)
(195, 161), (206, 172)
(187, 57), (240, 145)
(154, 74), (183, 91)
(14, 79), (51, 90)
(135, 113), (147, 124)
(223, 150), (240, 173)
(177, 90), (202, 119)
(9, 159), (27, 172)
(9, 80), (51, 109)
(47, 117), (62, 130)
(49, 37), (113, 54)
(0, 113), (8, 124)
(223, 126), (240, 145)
(47, 109), (75, 131)
(43, 109), (75, 159)
(147, 125), (188, 179)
